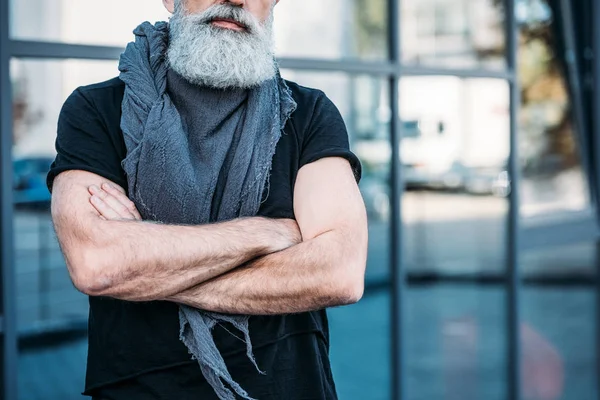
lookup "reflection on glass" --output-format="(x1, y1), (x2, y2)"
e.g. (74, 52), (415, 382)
(281, 71), (390, 398)
(12, 59), (118, 159)
(329, 291), (390, 400)
(521, 241), (596, 277)
(10, 0), (170, 46)
(517, 0), (591, 217)
(401, 0), (506, 69)
(521, 242), (598, 400)
(406, 286), (507, 400)
(521, 243), (597, 399)
(402, 77), (509, 399)
(13, 59), (117, 398)
(274, 0), (387, 60)
(400, 77), (509, 274)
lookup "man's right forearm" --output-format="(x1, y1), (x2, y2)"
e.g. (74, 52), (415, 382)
(59, 215), (295, 301)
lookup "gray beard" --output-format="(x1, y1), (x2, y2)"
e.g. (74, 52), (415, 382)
(167, 3), (276, 89)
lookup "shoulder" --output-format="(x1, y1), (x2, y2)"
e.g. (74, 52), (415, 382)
(60, 77), (124, 128)
(284, 79), (328, 115)
(57, 77), (125, 150)
(67, 77), (124, 111)
(62, 77), (123, 115)
(284, 80), (342, 132)
(76, 76), (125, 98)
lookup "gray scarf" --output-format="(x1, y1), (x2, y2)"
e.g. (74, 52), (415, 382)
(118, 21), (296, 400)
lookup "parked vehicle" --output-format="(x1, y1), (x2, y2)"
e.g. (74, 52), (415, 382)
(13, 157), (53, 209)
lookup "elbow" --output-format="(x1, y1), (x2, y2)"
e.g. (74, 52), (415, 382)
(330, 259), (366, 306)
(65, 243), (114, 297)
(342, 267), (365, 305)
(336, 227), (367, 305)
(73, 271), (113, 298)
(334, 237), (367, 306)
(337, 278), (364, 306)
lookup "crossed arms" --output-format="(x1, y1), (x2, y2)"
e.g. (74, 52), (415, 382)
(51, 157), (368, 315)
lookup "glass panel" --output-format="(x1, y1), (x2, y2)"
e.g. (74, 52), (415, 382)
(10, 0), (170, 46)
(522, 241), (597, 278)
(400, 77), (510, 274)
(401, 0), (507, 70)
(11, 0), (388, 60)
(281, 71), (391, 398)
(406, 285), (507, 400)
(517, 0), (591, 217)
(521, 242), (598, 400)
(329, 291), (391, 400)
(274, 0), (388, 60)
(12, 58), (117, 399)
(402, 77), (509, 400)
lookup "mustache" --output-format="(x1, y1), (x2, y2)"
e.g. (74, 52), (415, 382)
(194, 4), (261, 33)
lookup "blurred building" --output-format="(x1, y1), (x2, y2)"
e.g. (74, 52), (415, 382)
(1, 0), (600, 399)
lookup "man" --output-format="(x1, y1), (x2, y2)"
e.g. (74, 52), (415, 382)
(47, 0), (367, 399)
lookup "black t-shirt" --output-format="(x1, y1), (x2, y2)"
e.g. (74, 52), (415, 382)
(47, 77), (361, 400)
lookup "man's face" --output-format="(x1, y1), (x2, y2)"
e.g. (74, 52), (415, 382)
(165, 0), (278, 89)
(179, 0), (275, 27)
(164, 0), (277, 30)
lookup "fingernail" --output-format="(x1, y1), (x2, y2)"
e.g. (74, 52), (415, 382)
(89, 185), (99, 193)
(102, 183), (113, 190)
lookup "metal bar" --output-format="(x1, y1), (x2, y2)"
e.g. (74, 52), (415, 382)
(404, 272), (598, 287)
(400, 65), (515, 80)
(593, 0), (600, 227)
(9, 39), (518, 81)
(593, 1), (600, 397)
(388, 0), (405, 399)
(278, 57), (396, 76)
(0, 0), (18, 398)
(9, 40), (123, 60)
(597, 240), (600, 400)
(559, 0), (595, 216)
(506, 0), (522, 399)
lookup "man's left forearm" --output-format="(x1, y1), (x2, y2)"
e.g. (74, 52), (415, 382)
(166, 229), (366, 315)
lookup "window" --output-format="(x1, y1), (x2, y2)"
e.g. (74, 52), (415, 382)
(517, 0), (592, 217)
(402, 0), (507, 70)
(10, 0), (170, 46)
(400, 77), (510, 275)
(274, 0), (388, 60)
(12, 59), (118, 398)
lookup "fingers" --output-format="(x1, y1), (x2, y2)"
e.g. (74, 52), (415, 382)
(89, 194), (123, 221)
(88, 184), (140, 221)
(101, 183), (142, 220)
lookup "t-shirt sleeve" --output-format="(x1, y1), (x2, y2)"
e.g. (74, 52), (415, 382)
(46, 88), (127, 193)
(298, 92), (362, 183)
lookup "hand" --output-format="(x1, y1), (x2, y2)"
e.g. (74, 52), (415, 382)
(88, 183), (142, 221)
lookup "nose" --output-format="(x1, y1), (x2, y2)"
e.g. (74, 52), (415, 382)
(222, 0), (245, 6)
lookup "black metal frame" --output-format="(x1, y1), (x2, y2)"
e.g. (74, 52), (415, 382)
(1, 1), (598, 399)
(0, 0), (18, 397)
(505, 0), (521, 397)
(593, 0), (600, 393)
(387, 2), (405, 399)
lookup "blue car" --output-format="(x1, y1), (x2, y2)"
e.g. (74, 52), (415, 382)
(13, 157), (54, 208)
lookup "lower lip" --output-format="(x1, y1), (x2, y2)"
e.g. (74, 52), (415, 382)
(211, 20), (245, 31)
